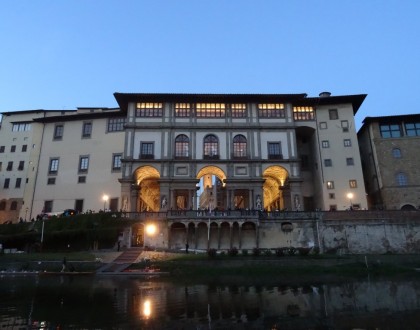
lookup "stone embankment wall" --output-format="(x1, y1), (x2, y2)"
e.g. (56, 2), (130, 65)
(289, 211), (420, 254)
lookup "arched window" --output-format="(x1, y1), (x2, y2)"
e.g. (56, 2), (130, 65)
(0, 200), (6, 210)
(392, 148), (402, 158)
(10, 201), (18, 210)
(396, 172), (408, 186)
(175, 134), (189, 158)
(233, 134), (247, 158)
(203, 134), (219, 159)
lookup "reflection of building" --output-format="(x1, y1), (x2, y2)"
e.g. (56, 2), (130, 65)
(358, 114), (420, 210)
(114, 91), (368, 213)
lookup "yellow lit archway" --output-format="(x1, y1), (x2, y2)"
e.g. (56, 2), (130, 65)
(134, 166), (160, 211)
(263, 166), (289, 211)
(196, 166), (226, 187)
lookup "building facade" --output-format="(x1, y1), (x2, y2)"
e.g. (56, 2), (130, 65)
(358, 114), (420, 210)
(114, 92), (368, 216)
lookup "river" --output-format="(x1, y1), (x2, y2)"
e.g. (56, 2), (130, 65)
(1, 274), (420, 329)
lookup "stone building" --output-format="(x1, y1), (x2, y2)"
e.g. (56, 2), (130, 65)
(114, 92), (368, 216)
(358, 114), (420, 210)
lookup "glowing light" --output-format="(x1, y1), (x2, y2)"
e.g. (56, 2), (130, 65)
(143, 300), (152, 318)
(145, 224), (157, 236)
(347, 193), (354, 200)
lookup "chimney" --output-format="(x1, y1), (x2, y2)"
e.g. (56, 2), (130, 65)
(319, 92), (331, 98)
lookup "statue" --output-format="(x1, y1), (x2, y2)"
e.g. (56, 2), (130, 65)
(161, 196), (167, 209)
(256, 195), (262, 210)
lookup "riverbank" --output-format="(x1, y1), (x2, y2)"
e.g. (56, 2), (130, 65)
(1, 250), (420, 282)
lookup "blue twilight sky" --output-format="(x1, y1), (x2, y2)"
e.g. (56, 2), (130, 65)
(1, 0), (419, 130)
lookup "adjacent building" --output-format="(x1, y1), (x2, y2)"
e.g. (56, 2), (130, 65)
(358, 114), (420, 210)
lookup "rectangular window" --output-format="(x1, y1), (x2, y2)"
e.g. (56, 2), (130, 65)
(18, 161), (24, 171)
(349, 180), (357, 188)
(268, 142), (282, 159)
(49, 158), (59, 174)
(231, 104), (247, 118)
(44, 201), (53, 213)
(75, 199), (84, 213)
(324, 159), (332, 167)
(12, 123), (31, 131)
(78, 176), (86, 183)
(79, 156), (89, 173)
(175, 103), (191, 117)
(54, 124), (64, 140)
(329, 193), (335, 199)
(140, 142), (154, 159)
(107, 118), (126, 132)
(319, 122), (327, 129)
(321, 140), (329, 148)
(0, 146), (4, 153)
(11, 145), (16, 152)
(346, 157), (354, 166)
(136, 102), (163, 117)
(329, 109), (338, 120)
(112, 154), (122, 170)
(196, 103), (226, 118)
(0, 162), (2, 171)
(82, 122), (92, 138)
(7, 161), (13, 171)
(380, 124), (401, 138)
(293, 106), (315, 121)
(326, 181), (335, 189)
(47, 177), (56, 185)
(341, 120), (349, 132)
(15, 178), (21, 188)
(22, 144), (27, 152)
(343, 139), (352, 147)
(258, 104), (285, 118)
(405, 122), (420, 136)
(4, 178), (10, 189)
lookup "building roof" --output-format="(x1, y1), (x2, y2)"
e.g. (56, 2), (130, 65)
(113, 92), (367, 114)
(362, 113), (420, 125)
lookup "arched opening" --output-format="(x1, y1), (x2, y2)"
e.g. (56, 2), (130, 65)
(131, 224), (144, 247)
(196, 166), (227, 211)
(134, 166), (160, 212)
(263, 166), (289, 211)
(170, 222), (187, 250)
(401, 204), (416, 211)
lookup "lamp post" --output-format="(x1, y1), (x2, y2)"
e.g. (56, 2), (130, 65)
(347, 192), (353, 210)
(102, 194), (109, 212)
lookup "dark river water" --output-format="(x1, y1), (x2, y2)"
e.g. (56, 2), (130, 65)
(1, 274), (420, 329)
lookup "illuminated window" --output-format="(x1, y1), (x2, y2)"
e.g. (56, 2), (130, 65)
(258, 104), (285, 118)
(293, 106), (314, 121)
(326, 181), (334, 189)
(107, 118), (126, 132)
(196, 103), (225, 118)
(175, 134), (189, 158)
(233, 135), (247, 158)
(175, 103), (191, 117)
(136, 103), (163, 117)
(396, 172), (408, 186)
(380, 124), (401, 138)
(405, 122), (420, 136)
(12, 123), (31, 132)
(321, 140), (329, 148)
(203, 134), (219, 159)
(231, 104), (247, 118)
(344, 139), (351, 147)
(349, 180), (357, 188)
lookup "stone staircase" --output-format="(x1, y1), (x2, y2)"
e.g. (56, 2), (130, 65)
(96, 247), (143, 273)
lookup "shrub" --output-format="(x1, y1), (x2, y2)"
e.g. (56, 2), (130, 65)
(287, 247), (297, 256)
(207, 248), (217, 258)
(275, 248), (285, 257)
(298, 247), (311, 256)
(241, 249), (249, 256)
(264, 249), (272, 256)
(252, 247), (261, 257)
(228, 247), (239, 256)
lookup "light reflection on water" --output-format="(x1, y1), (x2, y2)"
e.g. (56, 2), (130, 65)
(1, 275), (420, 329)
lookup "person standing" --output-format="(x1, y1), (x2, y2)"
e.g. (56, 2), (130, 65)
(61, 257), (67, 272)
(185, 243), (189, 254)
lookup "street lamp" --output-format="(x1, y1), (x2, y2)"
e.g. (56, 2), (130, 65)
(347, 192), (353, 210)
(102, 194), (109, 212)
